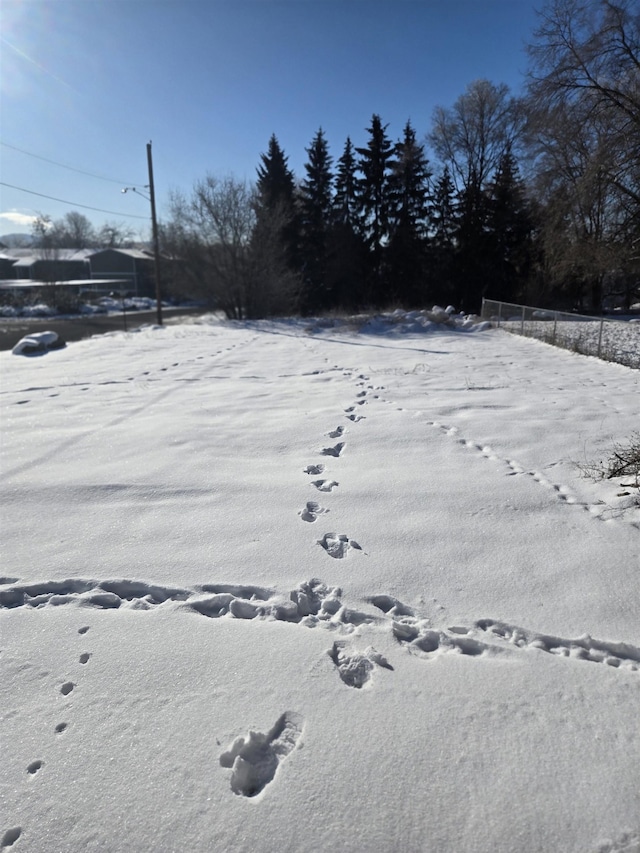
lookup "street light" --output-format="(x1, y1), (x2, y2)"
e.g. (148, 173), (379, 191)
(122, 141), (163, 325)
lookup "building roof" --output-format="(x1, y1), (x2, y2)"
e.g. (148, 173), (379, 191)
(89, 248), (153, 260)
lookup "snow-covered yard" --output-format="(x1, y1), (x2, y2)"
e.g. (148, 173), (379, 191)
(1, 315), (639, 853)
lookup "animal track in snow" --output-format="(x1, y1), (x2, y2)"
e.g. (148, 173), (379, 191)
(26, 760), (44, 775)
(55, 722), (68, 734)
(79, 652), (91, 664)
(369, 594), (415, 618)
(476, 619), (640, 671)
(299, 501), (327, 523)
(60, 681), (74, 695)
(0, 578), (193, 610)
(318, 533), (362, 559)
(392, 617), (490, 658)
(327, 425), (345, 438)
(424, 420), (598, 514)
(320, 442), (345, 457)
(384, 599), (640, 674)
(304, 463), (325, 475)
(329, 641), (392, 688)
(220, 711), (303, 797)
(311, 479), (339, 492)
(1, 827), (22, 848)
(0, 577), (367, 629)
(346, 413), (365, 422)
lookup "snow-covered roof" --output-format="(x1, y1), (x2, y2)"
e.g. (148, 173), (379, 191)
(89, 248), (153, 260)
(8, 249), (93, 264)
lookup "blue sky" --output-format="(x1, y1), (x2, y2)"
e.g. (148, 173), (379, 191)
(1, 0), (541, 238)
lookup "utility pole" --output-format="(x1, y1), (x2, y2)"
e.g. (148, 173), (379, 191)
(146, 141), (163, 325)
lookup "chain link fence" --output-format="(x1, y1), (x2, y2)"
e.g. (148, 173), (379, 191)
(481, 299), (640, 369)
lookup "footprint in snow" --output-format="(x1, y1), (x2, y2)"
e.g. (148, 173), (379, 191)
(318, 533), (362, 559)
(299, 501), (328, 523)
(220, 711), (303, 798)
(321, 442), (345, 457)
(304, 463), (325, 475)
(1, 827), (22, 848)
(312, 479), (339, 492)
(329, 642), (393, 688)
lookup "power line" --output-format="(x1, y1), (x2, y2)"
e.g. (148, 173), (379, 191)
(0, 140), (144, 186)
(0, 181), (150, 220)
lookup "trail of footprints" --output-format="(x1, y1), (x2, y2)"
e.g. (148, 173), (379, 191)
(4, 368), (638, 819)
(2, 577), (639, 682)
(300, 372), (375, 556)
(431, 419), (638, 525)
(3, 572), (639, 815)
(371, 383), (636, 524)
(2, 621), (93, 847)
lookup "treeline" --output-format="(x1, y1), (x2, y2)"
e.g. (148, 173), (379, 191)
(164, 0), (639, 319)
(31, 212), (136, 250)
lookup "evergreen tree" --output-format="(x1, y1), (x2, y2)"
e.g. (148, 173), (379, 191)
(355, 115), (395, 305)
(299, 129), (334, 313)
(329, 137), (366, 310)
(453, 170), (491, 312)
(255, 134), (300, 276)
(387, 120), (432, 305)
(256, 134), (296, 211)
(333, 137), (360, 231)
(486, 147), (535, 303)
(430, 166), (458, 305)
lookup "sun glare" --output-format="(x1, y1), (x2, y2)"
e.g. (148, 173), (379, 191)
(0, 1), (75, 98)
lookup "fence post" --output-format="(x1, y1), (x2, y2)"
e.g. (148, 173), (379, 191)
(497, 301), (502, 327)
(521, 305), (525, 335)
(597, 317), (604, 358)
(553, 311), (558, 344)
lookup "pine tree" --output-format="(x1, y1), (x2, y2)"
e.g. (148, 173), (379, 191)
(334, 137), (359, 230)
(299, 129), (334, 313)
(355, 115), (395, 305)
(486, 147), (534, 303)
(330, 137), (366, 310)
(387, 120), (432, 305)
(430, 166), (457, 305)
(256, 134), (296, 211)
(255, 134), (300, 278)
(453, 170), (491, 312)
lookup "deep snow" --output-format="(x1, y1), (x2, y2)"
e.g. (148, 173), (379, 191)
(1, 313), (639, 853)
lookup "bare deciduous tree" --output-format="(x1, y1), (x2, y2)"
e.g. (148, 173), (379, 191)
(429, 79), (526, 191)
(49, 211), (96, 248)
(97, 221), (136, 248)
(165, 175), (299, 320)
(526, 0), (640, 308)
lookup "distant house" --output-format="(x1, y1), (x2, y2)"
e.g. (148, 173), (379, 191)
(88, 248), (156, 297)
(0, 246), (167, 301)
(7, 248), (92, 282)
(0, 253), (17, 279)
